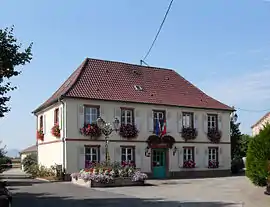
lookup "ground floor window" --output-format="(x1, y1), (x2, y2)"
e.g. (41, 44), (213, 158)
(183, 147), (195, 168)
(85, 146), (99, 168)
(121, 146), (135, 167)
(208, 147), (219, 168)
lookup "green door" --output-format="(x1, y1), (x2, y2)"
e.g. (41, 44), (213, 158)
(152, 149), (166, 179)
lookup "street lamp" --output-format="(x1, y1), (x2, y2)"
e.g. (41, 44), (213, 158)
(96, 117), (120, 163)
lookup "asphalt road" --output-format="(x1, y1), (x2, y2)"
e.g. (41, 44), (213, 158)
(7, 178), (185, 207)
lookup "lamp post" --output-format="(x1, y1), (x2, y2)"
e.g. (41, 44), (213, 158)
(96, 117), (120, 163)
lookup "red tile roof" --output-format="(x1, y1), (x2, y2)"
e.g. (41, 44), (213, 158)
(33, 58), (233, 113)
(20, 145), (37, 154)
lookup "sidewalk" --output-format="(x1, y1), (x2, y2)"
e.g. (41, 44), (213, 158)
(0, 168), (31, 179)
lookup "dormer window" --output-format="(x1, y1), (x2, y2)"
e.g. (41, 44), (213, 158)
(134, 85), (143, 91)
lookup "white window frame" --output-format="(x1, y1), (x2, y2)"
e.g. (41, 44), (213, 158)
(208, 114), (217, 129)
(121, 147), (134, 161)
(182, 112), (193, 128)
(183, 147), (194, 161)
(208, 148), (217, 162)
(84, 107), (99, 124)
(121, 109), (133, 125)
(85, 147), (98, 162)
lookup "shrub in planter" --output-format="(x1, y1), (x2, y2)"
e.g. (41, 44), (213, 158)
(36, 128), (44, 140)
(22, 153), (37, 173)
(246, 124), (270, 186)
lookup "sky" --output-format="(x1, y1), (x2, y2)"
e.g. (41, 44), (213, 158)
(1, 0), (270, 151)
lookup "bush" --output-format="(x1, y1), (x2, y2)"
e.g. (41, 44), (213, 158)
(27, 164), (55, 178)
(246, 124), (270, 186)
(231, 157), (244, 174)
(22, 153), (37, 173)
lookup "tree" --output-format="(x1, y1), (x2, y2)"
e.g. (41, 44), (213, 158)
(0, 26), (32, 117)
(230, 112), (242, 159)
(246, 124), (270, 186)
(239, 134), (251, 157)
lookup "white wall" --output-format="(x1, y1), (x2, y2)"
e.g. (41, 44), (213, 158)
(36, 103), (64, 168)
(63, 99), (231, 174)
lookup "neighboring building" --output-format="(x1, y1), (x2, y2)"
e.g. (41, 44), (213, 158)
(20, 145), (37, 171)
(251, 112), (270, 136)
(32, 58), (233, 179)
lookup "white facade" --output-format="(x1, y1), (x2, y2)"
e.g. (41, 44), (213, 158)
(36, 98), (231, 177)
(251, 113), (270, 136)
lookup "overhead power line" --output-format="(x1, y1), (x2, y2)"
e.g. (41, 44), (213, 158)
(141, 0), (174, 64)
(235, 107), (270, 113)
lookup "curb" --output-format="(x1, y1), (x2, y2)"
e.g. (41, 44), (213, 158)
(35, 177), (51, 182)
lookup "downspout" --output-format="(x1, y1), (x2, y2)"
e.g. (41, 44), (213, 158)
(59, 97), (66, 174)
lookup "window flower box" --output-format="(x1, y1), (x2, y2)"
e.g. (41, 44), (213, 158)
(183, 160), (196, 168)
(80, 123), (101, 138)
(36, 128), (44, 141)
(181, 127), (198, 141)
(119, 124), (138, 139)
(207, 128), (222, 143)
(51, 123), (60, 138)
(208, 160), (219, 169)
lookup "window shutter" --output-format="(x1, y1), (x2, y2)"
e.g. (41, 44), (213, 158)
(166, 109), (174, 133)
(177, 112), (182, 133)
(43, 115), (46, 134)
(114, 108), (121, 122)
(203, 113), (208, 133)
(194, 113), (198, 129)
(114, 146), (121, 162)
(192, 148), (196, 165)
(135, 147), (140, 169)
(204, 147), (209, 168)
(218, 147), (222, 167)
(59, 106), (63, 130)
(99, 107), (106, 121)
(218, 114), (222, 131)
(78, 146), (85, 170)
(77, 105), (84, 129)
(100, 146), (106, 162)
(178, 148), (183, 167)
(37, 116), (40, 130)
(135, 109), (141, 132)
(147, 110), (153, 132)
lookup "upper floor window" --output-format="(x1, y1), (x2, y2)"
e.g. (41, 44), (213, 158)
(39, 115), (43, 129)
(121, 108), (134, 125)
(208, 114), (217, 130)
(84, 106), (99, 124)
(182, 112), (194, 128)
(153, 110), (165, 128)
(54, 108), (59, 124)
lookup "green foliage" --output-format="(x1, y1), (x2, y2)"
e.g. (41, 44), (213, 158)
(246, 124), (270, 186)
(230, 112), (242, 159)
(22, 153), (37, 173)
(0, 26), (33, 117)
(27, 164), (55, 178)
(231, 157), (244, 174)
(239, 134), (251, 157)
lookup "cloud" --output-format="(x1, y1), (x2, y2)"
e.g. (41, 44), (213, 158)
(198, 69), (270, 106)
(247, 49), (261, 54)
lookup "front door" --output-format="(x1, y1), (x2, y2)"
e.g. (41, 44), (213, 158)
(152, 148), (166, 179)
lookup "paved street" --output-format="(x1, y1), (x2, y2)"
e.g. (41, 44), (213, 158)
(2, 169), (270, 207)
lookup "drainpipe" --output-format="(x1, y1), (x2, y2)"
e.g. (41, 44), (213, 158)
(59, 97), (66, 175)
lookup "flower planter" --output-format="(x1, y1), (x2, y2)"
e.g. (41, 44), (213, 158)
(71, 177), (145, 188)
